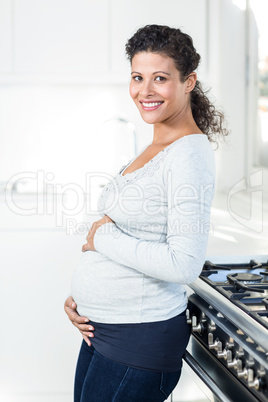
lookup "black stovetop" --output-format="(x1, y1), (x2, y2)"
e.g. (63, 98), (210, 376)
(200, 259), (268, 329)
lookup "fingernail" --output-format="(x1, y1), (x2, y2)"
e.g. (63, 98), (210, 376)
(89, 333), (94, 338)
(72, 302), (76, 308)
(88, 326), (94, 330)
(84, 318), (89, 322)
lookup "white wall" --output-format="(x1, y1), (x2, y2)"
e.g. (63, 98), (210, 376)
(0, 84), (153, 186)
(0, 1), (250, 196)
(207, 0), (247, 194)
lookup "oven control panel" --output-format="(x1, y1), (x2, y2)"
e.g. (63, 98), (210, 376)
(187, 294), (268, 401)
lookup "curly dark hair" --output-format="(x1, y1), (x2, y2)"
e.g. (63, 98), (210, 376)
(125, 25), (229, 144)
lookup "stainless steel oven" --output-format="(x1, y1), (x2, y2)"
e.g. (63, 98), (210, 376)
(183, 256), (268, 402)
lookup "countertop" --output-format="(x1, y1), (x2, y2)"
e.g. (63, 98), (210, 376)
(206, 190), (268, 259)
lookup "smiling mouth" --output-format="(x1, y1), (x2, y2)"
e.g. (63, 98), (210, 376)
(140, 101), (164, 110)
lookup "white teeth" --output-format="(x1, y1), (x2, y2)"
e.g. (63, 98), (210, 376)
(142, 102), (162, 107)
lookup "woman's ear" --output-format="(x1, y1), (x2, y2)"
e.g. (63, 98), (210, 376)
(185, 72), (197, 93)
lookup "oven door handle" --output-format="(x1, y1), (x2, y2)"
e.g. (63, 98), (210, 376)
(183, 351), (233, 402)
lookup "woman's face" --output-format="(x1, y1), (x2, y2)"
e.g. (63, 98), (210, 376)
(129, 52), (194, 126)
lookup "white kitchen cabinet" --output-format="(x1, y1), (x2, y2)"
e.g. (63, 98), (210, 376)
(110, 0), (208, 78)
(0, 229), (84, 400)
(14, 0), (109, 74)
(0, 0), (12, 73)
(0, 0), (208, 83)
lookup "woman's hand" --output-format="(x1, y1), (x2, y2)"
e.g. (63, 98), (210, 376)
(64, 296), (95, 347)
(82, 215), (115, 252)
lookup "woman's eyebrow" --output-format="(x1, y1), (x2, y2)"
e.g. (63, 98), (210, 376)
(153, 71), (171, 75)
(131, 71), (171, 75)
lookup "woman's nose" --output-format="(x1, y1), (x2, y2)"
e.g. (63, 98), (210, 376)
(140, 80), (155, 97)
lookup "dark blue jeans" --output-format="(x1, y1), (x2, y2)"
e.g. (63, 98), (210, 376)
(74, 340), (182, 402)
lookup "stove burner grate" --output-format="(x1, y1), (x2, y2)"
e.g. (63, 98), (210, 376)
(226, 273), (265, 294)
(199, 259), (268, 329)
(227, 273), (263, 283)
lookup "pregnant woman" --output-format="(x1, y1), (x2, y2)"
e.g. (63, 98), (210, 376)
(65, 24), (228, 402)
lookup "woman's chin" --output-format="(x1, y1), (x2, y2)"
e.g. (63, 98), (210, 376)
(139, 114), (160, 125)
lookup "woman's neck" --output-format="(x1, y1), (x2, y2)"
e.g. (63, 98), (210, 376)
(151, 104), (202, 146)
(152, 121), (202, 146)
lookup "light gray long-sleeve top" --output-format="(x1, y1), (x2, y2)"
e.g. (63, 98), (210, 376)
(71, 134), (215, 324)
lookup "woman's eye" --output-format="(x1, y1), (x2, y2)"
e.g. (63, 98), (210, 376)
(155, 76), (166, 82)
(132, 76), (142, 82)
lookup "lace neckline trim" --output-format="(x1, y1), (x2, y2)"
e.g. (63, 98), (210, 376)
(119, 134), (206, 178)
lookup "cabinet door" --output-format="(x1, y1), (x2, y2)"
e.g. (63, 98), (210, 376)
(0, 230), (84, 398)
(14, 0), (109, 74)
(110, 0), (207, 78)
(0, 0), (12, 72)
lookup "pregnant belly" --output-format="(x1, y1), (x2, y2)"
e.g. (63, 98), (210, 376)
(71, 251), (143, 323)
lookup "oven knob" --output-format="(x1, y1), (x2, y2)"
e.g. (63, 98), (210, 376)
(216, 342), (230, 360)
(208, 333), (219, 350)
(227, 351), (238, 369)
(186, 309), (192, 325)
(226, 337), (234, 349)
(235, 346), (244, 358)
(246, 356), (255, 368)
(192, 316), (203, 333)
(248, 369), (260, 390)
(257, 366), (266, 378)
(226, 350), (232, 364)
(217, 341), (226, 358)
(201, 312), (207, 323)
(236, 359), (248, 380)
(208, 320), (216, 332)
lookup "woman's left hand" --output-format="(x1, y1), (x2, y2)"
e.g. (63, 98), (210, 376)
(82, 215), (115, 252)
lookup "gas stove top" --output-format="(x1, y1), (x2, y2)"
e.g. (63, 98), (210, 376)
(185, 256), (268, 402)
(200, 259), (268, 329)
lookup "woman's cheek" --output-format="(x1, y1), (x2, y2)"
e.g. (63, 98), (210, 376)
(129, 84), (138, 102)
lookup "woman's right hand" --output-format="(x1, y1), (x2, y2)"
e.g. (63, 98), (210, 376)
(64, 296), (95, 347)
